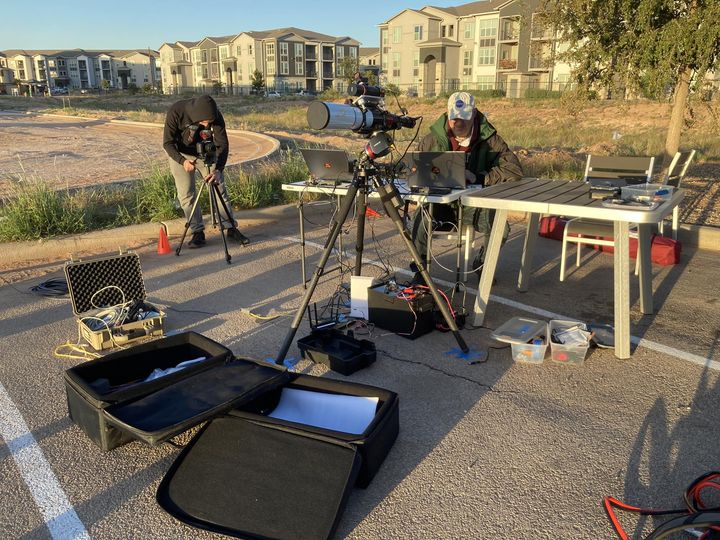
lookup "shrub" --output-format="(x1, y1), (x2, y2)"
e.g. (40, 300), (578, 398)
(524, 88), (563, 99)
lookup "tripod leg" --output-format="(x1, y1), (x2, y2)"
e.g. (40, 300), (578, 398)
(176, 180), (207, 256)
(210, 183), (232, 264)
(298, 200), (307, 287)
(354, 187), (367, 276)
(277, 182), (361, 363)
(376, 182), (469, 353)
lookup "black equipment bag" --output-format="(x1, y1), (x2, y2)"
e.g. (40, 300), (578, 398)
(157, 417), (361, 540)
(64, 332), (288, 450)
(157, 374), (399, 539)
(65, 331), (399, 539)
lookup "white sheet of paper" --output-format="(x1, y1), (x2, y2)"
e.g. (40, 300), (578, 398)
(268, 388), (379, 435)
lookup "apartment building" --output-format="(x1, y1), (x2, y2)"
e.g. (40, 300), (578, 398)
(379, 0), (572, 97)
(359, 47), (381, 79)
(160, 27), (360, 95)
(0, 49), (160, 94)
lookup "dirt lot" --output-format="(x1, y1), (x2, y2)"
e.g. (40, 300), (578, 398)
(0, 111), (276, 194)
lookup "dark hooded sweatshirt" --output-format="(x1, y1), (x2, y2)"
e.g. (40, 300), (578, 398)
(418, 111), (523, 186)
(162, 95), (230, 171)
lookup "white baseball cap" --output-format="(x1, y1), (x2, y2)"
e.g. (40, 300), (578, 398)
(447, 91), (475, 121)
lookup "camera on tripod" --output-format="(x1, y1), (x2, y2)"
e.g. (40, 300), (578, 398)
(195, 128), (217, 164)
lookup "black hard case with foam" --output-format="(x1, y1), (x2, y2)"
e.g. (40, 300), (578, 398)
(64, 251), (165, 350)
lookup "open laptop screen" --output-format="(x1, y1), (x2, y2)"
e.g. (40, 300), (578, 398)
(402, 151), (466, 190)
(300, 149), (353, 183)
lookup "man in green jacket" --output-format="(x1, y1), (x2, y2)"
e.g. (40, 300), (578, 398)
(410, 91), (523, 283)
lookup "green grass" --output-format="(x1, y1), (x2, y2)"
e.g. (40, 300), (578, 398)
(0, 149), (311, 241)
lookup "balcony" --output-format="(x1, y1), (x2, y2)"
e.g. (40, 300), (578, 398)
(498, 58), (517, 70)
(499, 18), (520, 41)
(529, 56), (552, 70)
(531, 25), (555, 40)
(306, 69), (317, 78)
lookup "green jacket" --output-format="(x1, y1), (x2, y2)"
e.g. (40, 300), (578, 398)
(418, 111), (523, 186)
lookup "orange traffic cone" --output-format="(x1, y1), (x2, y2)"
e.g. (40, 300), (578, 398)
(157, 223), (172, 255)
(365, 207), (381, 218)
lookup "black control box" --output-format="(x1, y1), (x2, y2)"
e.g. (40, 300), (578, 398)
(367, 283), (435, 339)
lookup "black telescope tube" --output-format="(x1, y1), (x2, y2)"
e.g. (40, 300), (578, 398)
(348, 83), (384, 97)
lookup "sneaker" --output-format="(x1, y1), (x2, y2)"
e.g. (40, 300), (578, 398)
(188, 231), (206, 248)
(226, 227), (250, 245)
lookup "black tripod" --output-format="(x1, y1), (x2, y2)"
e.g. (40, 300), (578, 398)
(175, 157), (234, 264)
(276, 139), (469, 363)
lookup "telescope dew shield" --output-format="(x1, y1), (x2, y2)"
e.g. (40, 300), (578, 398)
(307, 101), (375, 131)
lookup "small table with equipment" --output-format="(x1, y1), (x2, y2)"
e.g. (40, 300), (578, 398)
(461, 177), (685, 359)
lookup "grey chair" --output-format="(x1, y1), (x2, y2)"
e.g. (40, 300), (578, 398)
(559, 155), (655, 281)
(658, 150), (695, 239)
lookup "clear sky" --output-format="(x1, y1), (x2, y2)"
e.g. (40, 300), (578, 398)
(1, 0), (465, 51)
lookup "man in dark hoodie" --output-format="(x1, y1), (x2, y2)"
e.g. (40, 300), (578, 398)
(409, 91), (523, 282)
(163, 95), (249, 248)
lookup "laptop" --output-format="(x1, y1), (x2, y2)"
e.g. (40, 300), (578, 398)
(402, 152), (466, 193)
(300, 149), (353, 184)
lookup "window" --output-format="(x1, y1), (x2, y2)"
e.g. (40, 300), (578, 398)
(441, 25), (446, 38)
(237, 45), (242, 56)
(294, 43), (303, 58)
(464, 22), (475, 39)
(477, 47), (495, 65)
(382, 29), (388, 46)
(248, 45), (253, 55)
(336, 46), (344, 59)
(201, 50), (207, 63)
(295, 60), (303, 75)
(219, 46), (228, 60)
(392, 26), (401, 44)
(414, 25), (423, 41)
(463, 51), (473, 76)
(349, 47), (357, 58)
(478, 19), (498, 39)
(210, 49), (218, 62)
(392, 52), (400, 78)
(238, 64), (243, 79)
(449, 25), (454, 37)
(195, 65), (202, 79)
(280, 43), (289, 74)
(477, 19), (498, 65)
(413, 51), (419, 77)
(58, 59), (66, 67)
(476, 75), (494, 90)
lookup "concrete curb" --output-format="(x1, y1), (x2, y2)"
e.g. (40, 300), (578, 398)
(3, 207), (717, 270)
(0, 204), (299, 266)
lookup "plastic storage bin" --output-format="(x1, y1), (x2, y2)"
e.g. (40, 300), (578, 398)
(549, 319), (590, 365)
(621, 183), (674, 202)
(492, 317), (548, 364)
(511, 339), (548, 364)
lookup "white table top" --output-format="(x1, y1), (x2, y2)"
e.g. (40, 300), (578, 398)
(461, 178), (684, 223)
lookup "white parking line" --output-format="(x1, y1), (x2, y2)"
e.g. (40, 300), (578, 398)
(284, 236), (720, 372)
(0, 382), (90, 540)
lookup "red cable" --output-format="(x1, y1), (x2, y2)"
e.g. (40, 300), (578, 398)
(604, 472), (720, 539)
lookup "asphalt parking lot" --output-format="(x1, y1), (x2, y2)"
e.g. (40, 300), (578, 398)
(1, 202), (719, 539)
